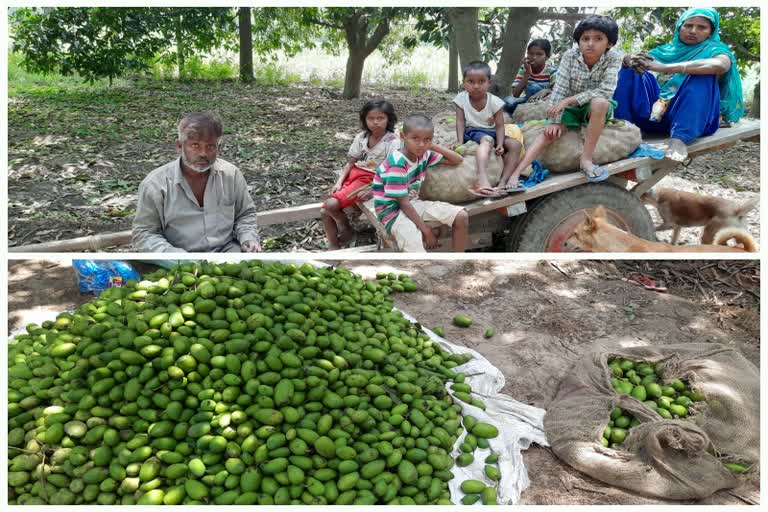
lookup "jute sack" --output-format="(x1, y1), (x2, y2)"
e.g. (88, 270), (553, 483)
(509, 102), (549, 124)
(432, 110), (463, 149)
(420, 111), (529, 204)
(419, 157), (504, 204)
(544, 339), (758, 500)
(520, 120), (642, 172)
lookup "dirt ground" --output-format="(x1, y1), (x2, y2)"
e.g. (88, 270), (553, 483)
(7, 80), (761, 251)
(7, 258), (759, 505)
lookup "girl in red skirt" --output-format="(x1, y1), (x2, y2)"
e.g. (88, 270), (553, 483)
(322, 99), (399, 249)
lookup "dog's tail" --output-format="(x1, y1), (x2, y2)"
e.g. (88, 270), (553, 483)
(733, 196), (759, 217)
(713, 228), (757, 252)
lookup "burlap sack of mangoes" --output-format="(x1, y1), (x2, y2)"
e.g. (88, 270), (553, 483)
(8, 261), (514, 505)
(544, 340), (759, 500)
(421, 103), (641, 204)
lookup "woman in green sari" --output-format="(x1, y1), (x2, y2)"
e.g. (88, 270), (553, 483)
(613, 8), (744, 161)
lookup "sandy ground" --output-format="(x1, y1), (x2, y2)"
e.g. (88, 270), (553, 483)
(7, 258), (760, 505)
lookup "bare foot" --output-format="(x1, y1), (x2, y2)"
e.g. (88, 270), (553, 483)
(580, 158), (595, 171)
(469, 187), (501, 198)
(474, 178), (493, 191)
(666, 138), (688, 162)
(327, 242), (341, 250)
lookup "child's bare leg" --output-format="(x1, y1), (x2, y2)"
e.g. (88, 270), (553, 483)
(451, 210), (469, 252)
(473, 136), (495, 190)
(581, 97), (610, 173)
(321, 207), (340, 249)
(322, 198), (353, 249)
(509, 132), (554, 184)
(496, 139), (522, 188)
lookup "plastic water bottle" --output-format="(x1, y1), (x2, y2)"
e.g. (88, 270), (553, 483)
(649, 99), (668, 122)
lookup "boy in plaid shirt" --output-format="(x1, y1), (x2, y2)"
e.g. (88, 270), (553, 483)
(509, 15), (622, 183)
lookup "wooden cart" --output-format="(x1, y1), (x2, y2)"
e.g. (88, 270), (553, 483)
(351, 119), (760, 252)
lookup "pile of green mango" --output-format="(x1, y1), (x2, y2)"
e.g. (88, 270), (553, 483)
(9, 261), (505, 505)
(604, 357), (704, 448)
(374, 272), (417, 293)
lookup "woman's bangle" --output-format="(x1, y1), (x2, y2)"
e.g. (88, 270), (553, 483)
(680, 62), (688, 74)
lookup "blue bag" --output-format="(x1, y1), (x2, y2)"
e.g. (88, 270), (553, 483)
(72, 260), (140, 294)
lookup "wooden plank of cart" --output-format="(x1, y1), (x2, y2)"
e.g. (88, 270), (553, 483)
(9, 120), (759, 253)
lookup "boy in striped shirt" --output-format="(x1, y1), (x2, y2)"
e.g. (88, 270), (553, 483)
(372, 114), (467, 252)
(503, 39), (558, 116)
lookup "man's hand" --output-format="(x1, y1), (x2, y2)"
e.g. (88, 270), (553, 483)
(495, 144), (505, 156)
(241, 239), (262, 252)
(544, 123), (563, 140)
(421, 227), (439, 249)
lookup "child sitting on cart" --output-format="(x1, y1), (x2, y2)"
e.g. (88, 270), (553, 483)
(373, 114), (468, 252)
(322, 99), (400, 249)
(453, 61), (525, 197)
(509, 15), (623, 183)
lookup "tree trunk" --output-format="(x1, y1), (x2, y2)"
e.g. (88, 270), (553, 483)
(340, 11), (390, 99)
(176, 14), (185, 80)
(492, 7), (540, 97)
(752, 81), (760, 118)
(238, 8), (254, 83)
(343, 47), (366, 100)
(448, 29), (459, 92)
(447, 8), (481, 71)
(560, 7), (579, 43)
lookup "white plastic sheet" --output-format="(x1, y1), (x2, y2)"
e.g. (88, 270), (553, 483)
(398, 310), (549, 505)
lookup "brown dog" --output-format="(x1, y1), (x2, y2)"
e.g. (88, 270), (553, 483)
(565, 206), (756, 252)
(641, 187), (759, 244)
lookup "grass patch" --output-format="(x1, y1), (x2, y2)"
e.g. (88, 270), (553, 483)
(8, 52), (125, 97)
(253, 62), (302, 86)
(388, 70), (431, 91)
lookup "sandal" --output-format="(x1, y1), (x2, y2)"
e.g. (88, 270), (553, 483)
(503, 182), (527, 193)
(581, 164), (609, 183)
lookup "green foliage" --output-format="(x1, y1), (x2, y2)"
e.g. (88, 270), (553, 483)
(184, 56), (238, 81)
(611, 7), (760, 70)
(252, 7), (408, 58)
(10, 7), (235, 83)
(251, 8), (330, 58)
(8, 52), (122, 97)
(150, 56), (238, 81)
(409, 8), (594, 64)
(537, 8), (597, 58)
(254, 63), (302, 85)
(373, 19), (420, 65)
(388, 69), (430, 90)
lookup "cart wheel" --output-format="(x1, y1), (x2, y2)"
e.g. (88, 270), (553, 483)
(507, 182), (655, 252)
